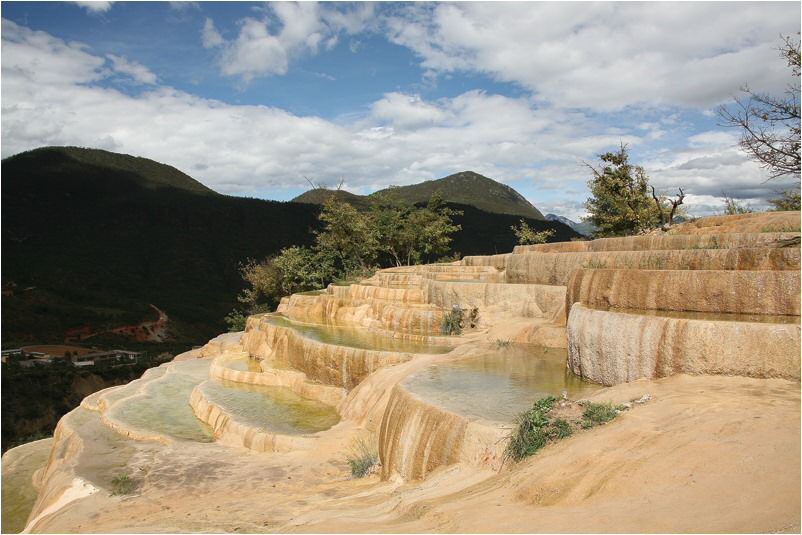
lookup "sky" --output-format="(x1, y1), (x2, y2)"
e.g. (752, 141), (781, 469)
(1, 1), (800, 220)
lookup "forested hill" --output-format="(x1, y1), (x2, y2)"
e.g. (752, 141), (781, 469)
(2, 147), (576, 346)
(294, 170), (545, 220)
(2, 147), (320, 345)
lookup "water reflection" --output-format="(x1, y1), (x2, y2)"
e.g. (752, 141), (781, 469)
(404, 345), (601, 422)
(107, 359), (214, 442)
(201, 379), (340, 435)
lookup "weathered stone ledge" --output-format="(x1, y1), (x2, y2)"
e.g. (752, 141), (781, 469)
(567, 304), (801, 385)
(566, 268), (801, 317)
(514, 231), (800, 254)
(242, 317), (421, 390)
(210, 351), (346, 407)
(505, 247), (800, 285)
(378, 384), (508, 481)
(422, 279), (566, 320)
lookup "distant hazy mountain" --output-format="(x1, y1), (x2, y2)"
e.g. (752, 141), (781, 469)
(545, 213), (597, 237)
(293, 171), (545, 220)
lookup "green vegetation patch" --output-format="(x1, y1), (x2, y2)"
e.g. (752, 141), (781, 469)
(111, 473), (135, 495)
(344, 437), (379, 479)
(505, 396), (641, 463)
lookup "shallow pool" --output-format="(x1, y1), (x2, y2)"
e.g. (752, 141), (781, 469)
(200, 378), (340, 435)
(223, 357), (264, 372)
(107, 359), (214, 442)
(403, 345), (602, 422)
(263, 314), (452, 354)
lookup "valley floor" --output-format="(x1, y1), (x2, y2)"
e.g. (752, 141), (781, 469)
(19, 372), (800, 533)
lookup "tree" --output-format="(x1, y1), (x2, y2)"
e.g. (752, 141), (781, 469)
(719, 192), (753, 215)
(583, 144), (660, 237)
(366, 189), (462, 266)
(315, 195), (378, 273)
(403, 192), (462, 264)
(650, 186), (685, 228)
(767, 185), (801, 211)
(229, 190), (463, 319)
(369, 188), (414, 267)
(717, 34), (801, 181)
(511, 219), (555, 245)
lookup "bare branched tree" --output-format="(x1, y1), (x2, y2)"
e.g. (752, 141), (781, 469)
(717, 34), (801, 181)
(651, 186), (685, 228)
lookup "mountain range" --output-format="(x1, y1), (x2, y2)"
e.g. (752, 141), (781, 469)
(1, 146), (579, 347)
(293, 171), (545, 220)
(545, 213), (597, 237)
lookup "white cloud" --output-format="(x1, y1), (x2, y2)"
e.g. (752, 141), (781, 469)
(202, 18), (225, 49)
(1, 24), (597, 206)
(383, 2), (800, 111)
(203, 2), (374, 81)
(370, 93), (451, 129)
(106, 54), (158, 85)
(1, 19), (106, 85)
(3, 14), (796, 220)
(73, 2), (114, 14)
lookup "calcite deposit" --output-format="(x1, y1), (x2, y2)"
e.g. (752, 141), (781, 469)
(6, 211), (800, 534)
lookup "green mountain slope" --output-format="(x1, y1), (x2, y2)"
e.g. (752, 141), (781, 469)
(293, 171), (545, 220)
(12, 146), (220, 196)
(2, 147), (320, 345)
(373, 171), (544, 219)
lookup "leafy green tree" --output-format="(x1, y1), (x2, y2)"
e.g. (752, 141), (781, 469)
(369, 188), (414, 267)
(511, 219), (555, 245)
(403, 192), (462, 265)
(768, 185), (801, 211)
(229, 190), (462, 321)
(316, 196), (378, 272)
(583, 144), (658, 237)
(224, 310), (247, 332)
(365, 189), (462, 266)
(717, 34), (800, 181)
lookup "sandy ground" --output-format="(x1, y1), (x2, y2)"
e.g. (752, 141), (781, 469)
(19, 373), (800, 534)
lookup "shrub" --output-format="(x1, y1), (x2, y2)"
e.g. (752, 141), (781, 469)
(506, 396), (558, 461)
(440, 305), (464, 335)
(511, 220), (555, 245)
(345, 437), (378, 479)
(224, 309), (247, 332)
(506, 398), (627, 463)
(551, 417), (573, 439)
(111, 473), (135, 495)
(581, 402), (619, 427)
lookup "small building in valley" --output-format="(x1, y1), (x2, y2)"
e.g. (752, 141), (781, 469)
(72, 350), (141, 367)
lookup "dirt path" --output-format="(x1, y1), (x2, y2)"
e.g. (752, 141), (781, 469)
(66, 304), (168, 343)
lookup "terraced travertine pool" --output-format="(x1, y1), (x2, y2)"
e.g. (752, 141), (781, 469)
(106, 358), (214, 442)
(403, 345), (602, 422)
(263, 314), (453, 354)
(198, 378), (340, 435)
(223, 357), (265, 372)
